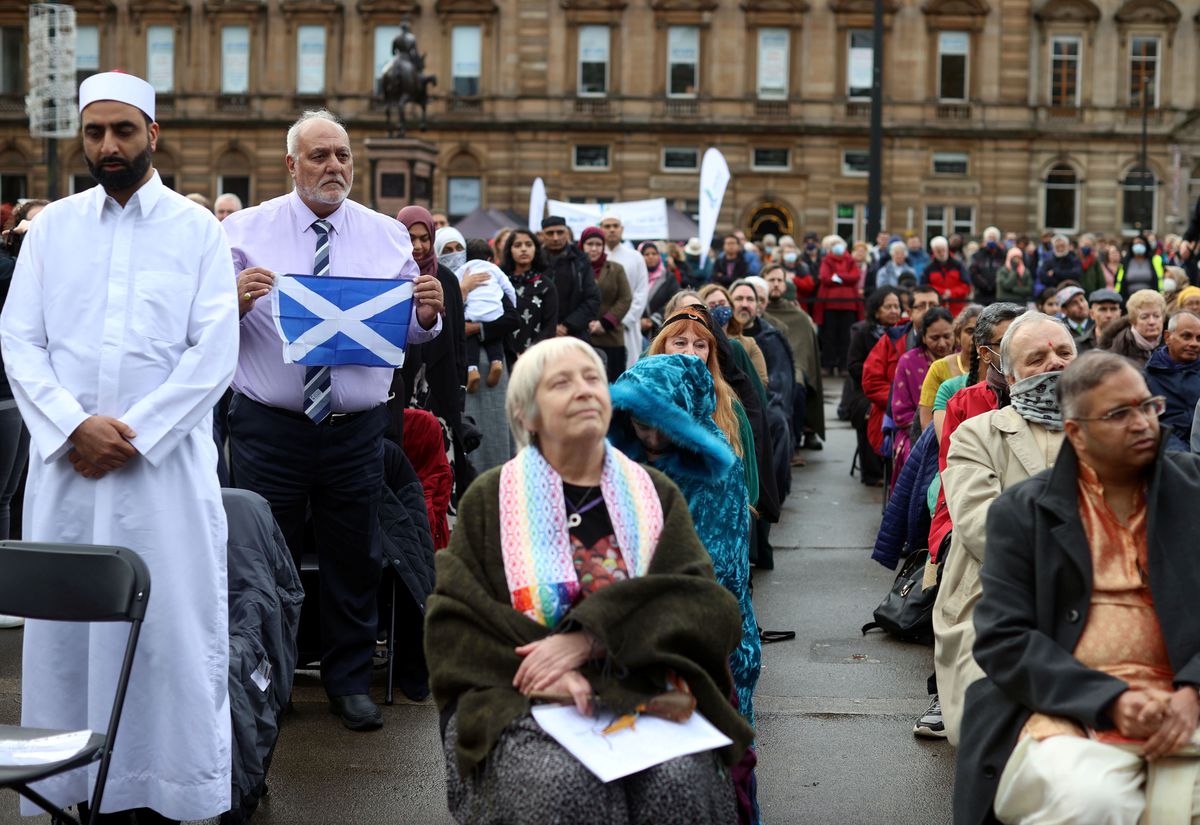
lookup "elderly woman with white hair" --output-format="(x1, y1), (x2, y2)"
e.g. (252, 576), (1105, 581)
(426, 336), (753, 825)
(968, 226), (1006, 305)
(874, 240), (917, 291)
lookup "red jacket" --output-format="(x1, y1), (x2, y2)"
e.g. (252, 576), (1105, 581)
(791, 264), (817, 304)
(927, 381), (999, 561)
(860, 326), (910, 453)
(816, 252), (862, 324)
(923, 258), (970, 316)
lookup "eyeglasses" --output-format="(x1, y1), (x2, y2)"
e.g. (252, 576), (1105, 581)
(1073, 396), (1166, 425)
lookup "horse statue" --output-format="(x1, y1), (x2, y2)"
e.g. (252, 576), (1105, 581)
(379, 23), (437, 136)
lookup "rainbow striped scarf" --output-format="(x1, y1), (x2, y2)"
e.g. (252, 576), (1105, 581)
(499, 443), (663, 628)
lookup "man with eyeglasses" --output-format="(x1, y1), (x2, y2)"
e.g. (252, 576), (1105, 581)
(956, 350), (1200, 825)
(932, 311), (1077, 745)
(1142, 311), (1200, 452)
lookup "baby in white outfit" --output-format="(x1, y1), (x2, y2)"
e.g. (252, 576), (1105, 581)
(455, 258), (516, 391)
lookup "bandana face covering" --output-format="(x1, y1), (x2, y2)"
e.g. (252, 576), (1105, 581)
(711, 305), (733, 327)
(439, 251), (467, 271)
(1009, 370), (1064, 430)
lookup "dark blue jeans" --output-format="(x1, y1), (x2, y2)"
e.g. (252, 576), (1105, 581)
(228, 393), (387, 696)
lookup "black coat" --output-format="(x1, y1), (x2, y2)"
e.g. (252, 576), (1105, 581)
(955, 438), (1200, 825)
(845, 320), (883, 422)
(968, 246), (1006, 305)
(544, 244), (601, 337)
(395, 263), (467, 443)
(712, 253), (750, 287)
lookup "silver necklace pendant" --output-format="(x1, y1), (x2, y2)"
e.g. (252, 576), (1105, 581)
(567, 513), (582, 528)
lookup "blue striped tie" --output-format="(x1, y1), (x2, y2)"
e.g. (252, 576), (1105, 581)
(303, 219), (333, 423)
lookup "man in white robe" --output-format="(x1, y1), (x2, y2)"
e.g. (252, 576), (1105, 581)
(600, 213), (649, 369)
(0, 72), (238, 822)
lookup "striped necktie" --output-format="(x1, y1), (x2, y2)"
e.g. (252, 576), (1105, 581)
(303, 219), (333, 423)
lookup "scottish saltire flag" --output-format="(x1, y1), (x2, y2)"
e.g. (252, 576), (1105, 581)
(271, 274), (413, 368)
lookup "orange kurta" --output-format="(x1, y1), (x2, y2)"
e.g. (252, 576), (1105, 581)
(1022, 460), (1172, 743)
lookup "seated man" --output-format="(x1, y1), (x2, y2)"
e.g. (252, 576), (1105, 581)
(933, 311), (1077, 744)
(957, 351), (1200, 825)
(1089, 288), (1124, 339)
(1144, 311), (1200, 452)
(1058, 285), (1096, 352)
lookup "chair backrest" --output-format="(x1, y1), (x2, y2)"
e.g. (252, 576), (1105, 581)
(0, 542), (150, 623)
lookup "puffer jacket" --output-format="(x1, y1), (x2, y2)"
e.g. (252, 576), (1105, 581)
(872, 423), (939, 570)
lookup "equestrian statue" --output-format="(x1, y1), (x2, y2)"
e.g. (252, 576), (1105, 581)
(378, 21), (437, 136)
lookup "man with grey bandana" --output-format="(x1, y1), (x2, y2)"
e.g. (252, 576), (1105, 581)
(932, 311), (1077, 743)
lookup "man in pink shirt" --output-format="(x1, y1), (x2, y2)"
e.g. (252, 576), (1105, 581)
(222, 109), (443, 731)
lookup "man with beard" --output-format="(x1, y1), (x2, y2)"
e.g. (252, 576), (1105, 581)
(0, 71), (239, 823)
(762, 264), (826, 453)
(1057, 285), (1096, 352)
(599, 213), (648, 370)
(731, 279), (796, 499)
(1143, 310), (1200, 451)
(222, 109), (444, 732)
(540, 215), (601, 340)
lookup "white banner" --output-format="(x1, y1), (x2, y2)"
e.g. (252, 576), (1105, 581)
(528, 177), (547, 232)
(697, 148), (730, 264)
(545, 198), (670, 240)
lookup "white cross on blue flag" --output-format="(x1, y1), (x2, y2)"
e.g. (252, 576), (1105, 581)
(271, 274), (413, 367)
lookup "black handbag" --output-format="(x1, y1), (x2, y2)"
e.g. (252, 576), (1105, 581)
(861, 547), (938, 644)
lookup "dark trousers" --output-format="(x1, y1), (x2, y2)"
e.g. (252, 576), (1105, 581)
(0, 404), (28, 540)
(820, 310), (856, 371)
(596, 345), (627, 384)
(465, 334), (505, 369)
(228, 393), (387, 696)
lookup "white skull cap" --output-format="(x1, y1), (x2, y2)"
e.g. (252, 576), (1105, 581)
(78, 71), (155, 120)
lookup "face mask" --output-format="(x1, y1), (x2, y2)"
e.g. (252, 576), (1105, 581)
(1163, 278), (1178, 292)
(1081, 246), (1092, 256)
(711, 305), (733, 327)
(1133, 243), (1147, 256)
(1009, 370), (1064, 431)
(986, 241), (998, 249)
(832, 243), (847, 256)
(783, 251), (798, 263)
(439, 251), (467, 271)
(1004, 239), (1015, 249)
(806, 242), (817, 251)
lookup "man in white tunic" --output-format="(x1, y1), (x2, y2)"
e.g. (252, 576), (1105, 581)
(600, 213), (649, 369)
(0, 72), (238, 823)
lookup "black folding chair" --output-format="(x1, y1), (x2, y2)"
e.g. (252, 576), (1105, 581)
(0, 542), (150, 825)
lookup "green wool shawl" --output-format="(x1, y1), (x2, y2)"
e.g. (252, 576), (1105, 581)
(425, 465), (754, 778)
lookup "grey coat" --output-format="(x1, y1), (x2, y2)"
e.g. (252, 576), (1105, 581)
(954, 435), (1200, 825)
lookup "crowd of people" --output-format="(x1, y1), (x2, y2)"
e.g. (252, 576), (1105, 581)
(4, 67), (1200, 825)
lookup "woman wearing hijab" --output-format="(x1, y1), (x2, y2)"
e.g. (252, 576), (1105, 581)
(434, 226), (467, 272)
(580, 226), (632, 383)
(640, 241), (680, 343)
(996, 245), (1033, 305)
(395, 207), (469, 476)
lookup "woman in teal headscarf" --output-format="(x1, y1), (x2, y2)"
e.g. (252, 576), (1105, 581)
(609, 353), (760, 724)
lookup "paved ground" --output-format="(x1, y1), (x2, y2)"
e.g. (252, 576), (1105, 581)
(0, 390), (955, 824)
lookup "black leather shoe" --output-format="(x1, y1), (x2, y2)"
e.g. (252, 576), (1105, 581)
(329, 693), (383, 731)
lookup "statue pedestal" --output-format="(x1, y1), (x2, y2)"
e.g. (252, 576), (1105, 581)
(364, 137), (438, 216)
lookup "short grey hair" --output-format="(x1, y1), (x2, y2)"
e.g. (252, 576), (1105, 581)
(930, 235), (949, 251)
(506, 338), (607, 449)
(999, 311), (1076, 378)
(889, 240), (907, 257)
(1052, 233), (1070, 246)
(1058, 350), (1144, 420)
(1167, 310), (1200, 331)
(286, 109), (346, 158)
(214, 192), (242, 209)
(983, 226), (1000, 242)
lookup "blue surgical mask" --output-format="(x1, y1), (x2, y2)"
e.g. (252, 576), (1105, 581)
(832, 243), (847, 256)
(711, 305), (733, 327)
(783, 251), (798, 264)
(1133, 243), (1147, 256)
(439, 251), (467, 271)
(1004, 239), (1015, 249)
(986, 241), (998, 249)
(1081, 246), (1092, 256)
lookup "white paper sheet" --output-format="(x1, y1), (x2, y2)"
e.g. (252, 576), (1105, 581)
(0, 730), (93, 766)
(531, 704), (732, 783)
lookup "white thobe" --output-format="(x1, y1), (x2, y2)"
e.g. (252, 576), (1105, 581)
(0, 172), (239, 819)
(606, 242), (648, 368)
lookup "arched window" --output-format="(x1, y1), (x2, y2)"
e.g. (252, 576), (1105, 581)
(1121, 165), (1155, 232)
(1043, 163), (1078, 231)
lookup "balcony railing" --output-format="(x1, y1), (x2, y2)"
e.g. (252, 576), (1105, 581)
(665, 99), (698, 117)
(936, 103), (972, 120)
(447, 97), (483, 113)
(755, 100), (789, 117)
(844, 101), (870, 118)
(574, 98), (611, 116)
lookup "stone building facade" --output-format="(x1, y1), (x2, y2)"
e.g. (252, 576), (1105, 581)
(1, 0), (1198, 241)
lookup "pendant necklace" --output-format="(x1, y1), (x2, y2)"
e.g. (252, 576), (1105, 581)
(565, 486), (603, 528)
